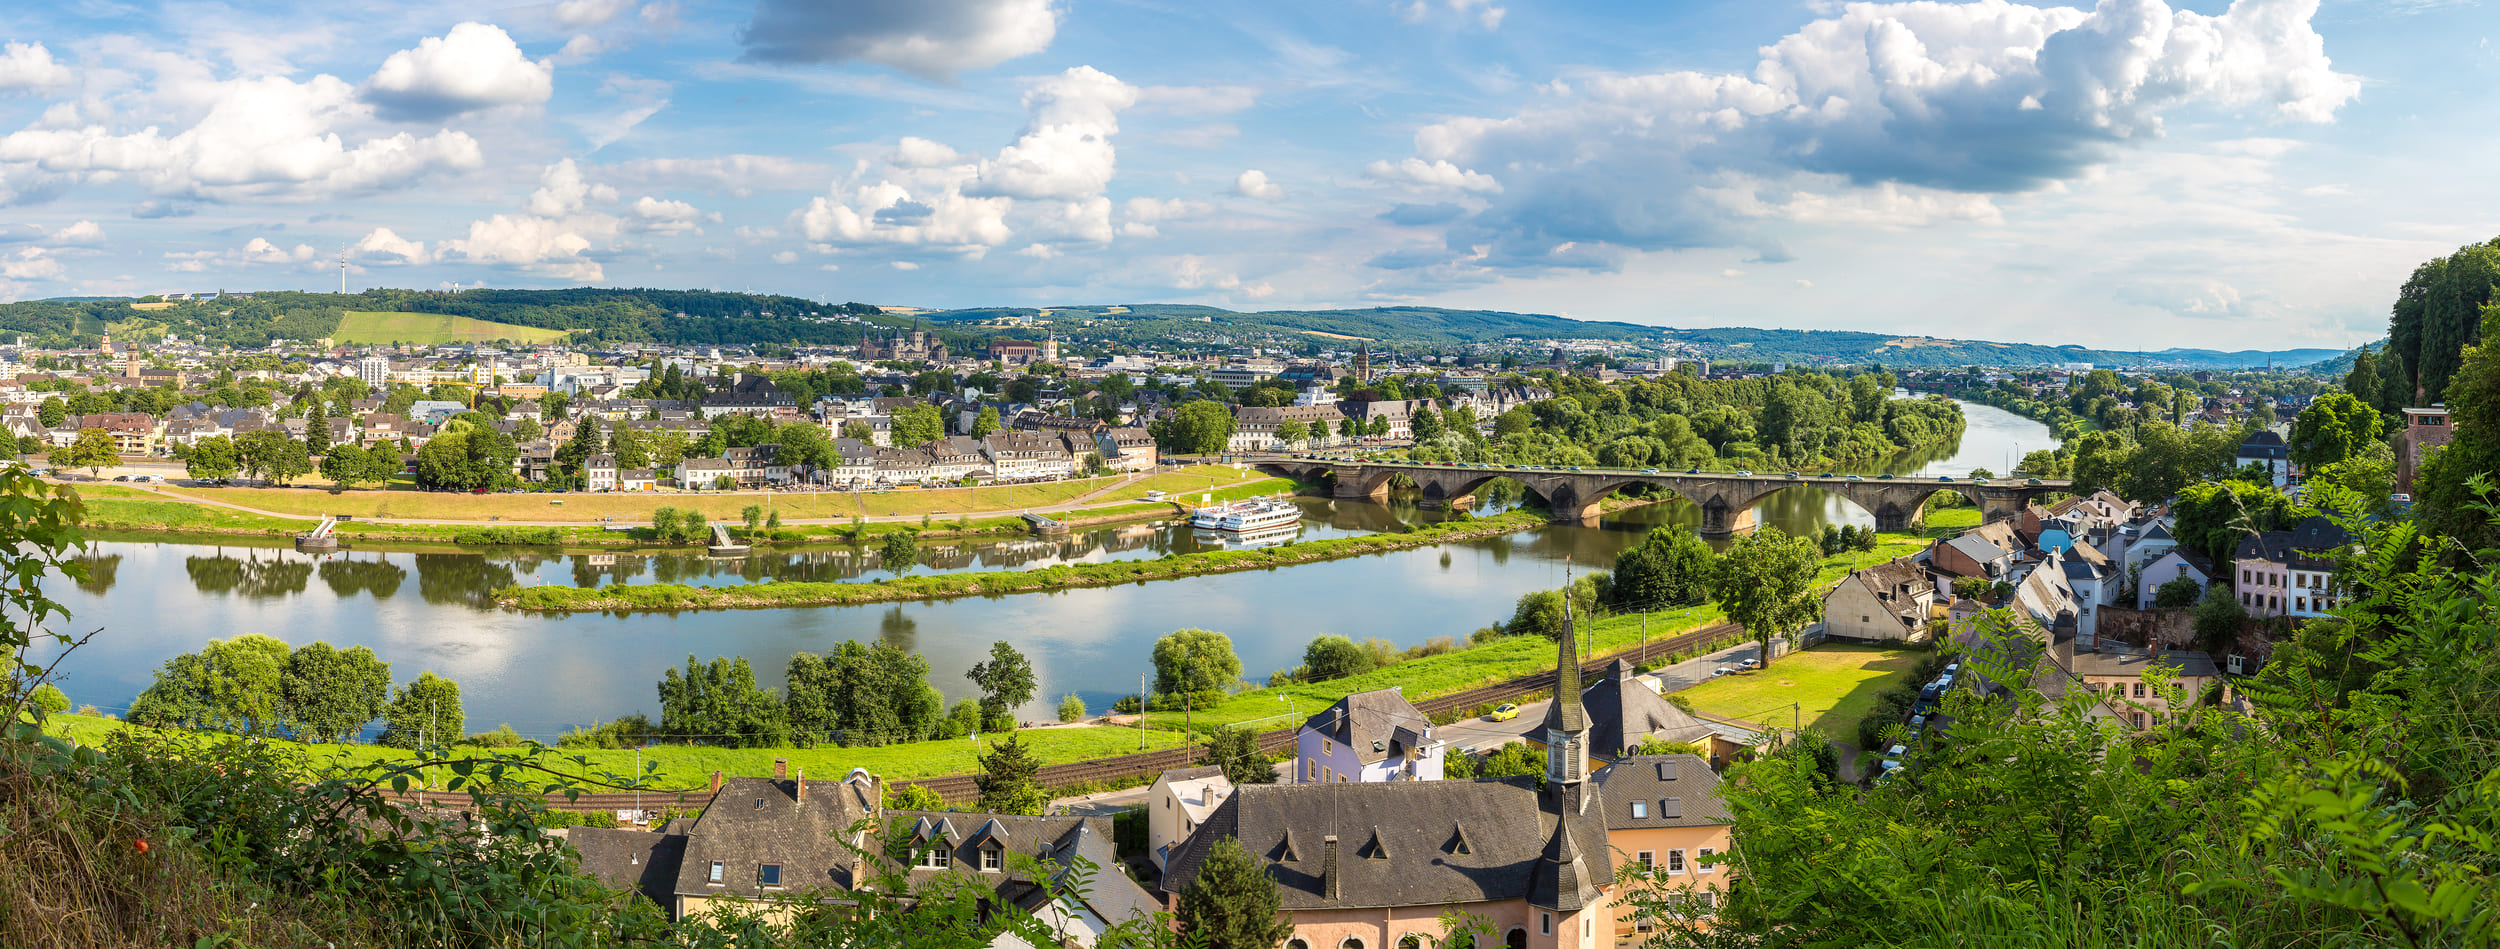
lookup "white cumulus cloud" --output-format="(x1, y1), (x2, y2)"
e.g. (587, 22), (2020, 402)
(49, 220), (104, 245)
(0, 42), (72, 93)
(628, 195), (708, 234)
(739, 0), (1060, 82)
(557, 0), (636, 27)
(2, 248), (63, 281)
(527, 159), (618, 216)
(1232, 169), (1284, 200)
(970, 66), (1136, 201)
(355, 227), (429, 264)
(363, 22), (555, 121)
(1365, 158), (1501, 194)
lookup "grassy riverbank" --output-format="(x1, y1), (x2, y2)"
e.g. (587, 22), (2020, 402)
(502, 508), (1556, 612)
(42, 713), (1172, 789)
(63, 473), (1299, 552)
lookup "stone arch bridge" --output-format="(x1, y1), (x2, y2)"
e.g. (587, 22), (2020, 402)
(1250, 456), (2070, 538)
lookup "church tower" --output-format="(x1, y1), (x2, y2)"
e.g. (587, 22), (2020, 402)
(1543, 579), (1589, 812)
(1355, 343), (1372, 385)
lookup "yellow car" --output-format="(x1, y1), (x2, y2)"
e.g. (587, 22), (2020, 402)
(1488, 703), (1520, 722)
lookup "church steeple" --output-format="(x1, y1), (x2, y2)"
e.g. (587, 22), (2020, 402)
(1544, 572), (1589, 806)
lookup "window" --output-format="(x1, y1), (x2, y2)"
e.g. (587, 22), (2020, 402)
(1340, 939), (1365, 949)
(758, 864), (783, 888)
(2132, 682), (2146, 699)
(1322, 739), (1333, 757)
(1698, 848), (1716, 873)
(2131, 712), (2146, 729)
(1322, 766), (1333, 783)
(1630, 800), (1648, 819)
(1540, 913), (1551, 936)
(1636, 851), (1654, 869)
(1700, 890), (1718, 911)
(1667, 849), (1686, 873)
(1862, 615), (1871, 624)
(1503, 929), (1528, 949)
(1305, 758), (1316, 782)
(1287, 940), (1311, 949)
(919, 845), (951, 869)
(981, 848), (1001, 872)
(707, 861), (725, 885)
(1399, 937), (1424, 949)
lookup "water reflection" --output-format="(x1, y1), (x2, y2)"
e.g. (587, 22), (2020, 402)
(319, 558), (406, 599)
(185, 553), (313, 599)
(68, 553), (119, 594)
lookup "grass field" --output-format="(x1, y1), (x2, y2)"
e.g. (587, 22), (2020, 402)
(332, 311), (570, 346)
(1675, 644), (1925, 737)
(139, 468), (1275, 524)
(45, 714), (1174, 789)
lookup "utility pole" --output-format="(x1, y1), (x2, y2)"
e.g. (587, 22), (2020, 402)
(1138, 672), (1147, 751)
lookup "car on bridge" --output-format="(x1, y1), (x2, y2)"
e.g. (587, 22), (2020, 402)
(1685, 468), (1701, 474)
(1641, 468), (1659, 474)
(2027, 477), (2044, 485)
(1737, 470), (1754, 476)
(1847, 474), (1865, 481)
(1785, 471), (1801, 479)
(1937, 475), (1954, 482)
(1878, 473), (1895, 479)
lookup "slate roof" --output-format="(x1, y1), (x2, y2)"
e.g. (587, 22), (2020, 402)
(560, 826), (685, 907)
(1157, 776), (1613, 912)
(2235, 515), (2352, 570)
(883, 810), (1158, 927)
(2236, 430), (2287, 461)
(1590, 755), (1734, 830)
(673, 775), (877, 902)
(2067, 648), (2222, 679)
(1301, 688), (1433, 766)
(1580, 659), (1717, 758)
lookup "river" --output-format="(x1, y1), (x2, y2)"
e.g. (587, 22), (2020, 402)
(31, 399), (2048, 737)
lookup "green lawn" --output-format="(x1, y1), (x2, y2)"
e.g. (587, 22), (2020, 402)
(45, 714), (1169, 790)
(332, 311), (570, 346)
(1674, 644), (1924, 737)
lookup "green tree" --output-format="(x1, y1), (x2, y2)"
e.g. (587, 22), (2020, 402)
(2152, 575), (2205, 609)
(2343, 348), (2381, 411)
(888, 403), (946, 447)
(1057, 693), (1086, 723)
(971, 404), (1002, 438)
(973, 734), (1049, 815)
(741, 504), (764, 532)
(281, 641), (391, 743)
(655, 655), (791, 748)
(233, 429), (313, 485)
(1174, 837), (1296, 949)
(2287, 392), (2383, 471)
(1609, 525), (1716, 611)
(184, 435), (240, 481)
(53, 428), (118, 478)
(2415, 305), (2500, 552)
(1274, 418), (1307, 446)
(841, 419), (875, 442)
(607, 422), (649, 469)
(1711, 526), (1823, 669)
(2172, 479), (2305, 565)
(1474, 741), (1547, 779)
(1202, 725), (1278, 786)
(35, 396), (64, 429)
(320, 442), (397, 489)
(966, 641), (1037, 731)
(1507, 589), (1569, 640)
(1153, 400), (1237, 455)
(28, 682), (68, 718)
(1152, 629), (1242, 702)
(378, 671), (463, 749)
(302, 399), (330, 455)
(1301, 634), (1376, 681)
(880, 529), (920, 574)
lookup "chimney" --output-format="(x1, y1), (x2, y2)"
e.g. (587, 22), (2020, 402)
(709, 770), (723, 794)
(1321, 835), (1341, 902)
(796, 768), (806, 803)
(774, 757), (788, 780)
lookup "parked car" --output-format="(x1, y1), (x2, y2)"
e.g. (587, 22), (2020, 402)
(1488, 703), (1520, 722)
(1712, 666), (1735, 677)
(1738, 658), (1761, 669)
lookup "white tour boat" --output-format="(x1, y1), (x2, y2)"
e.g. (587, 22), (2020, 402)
(1188, 498), (1303, 533)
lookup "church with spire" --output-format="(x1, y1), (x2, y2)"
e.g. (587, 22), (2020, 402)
(1159, 597), (1619, 949)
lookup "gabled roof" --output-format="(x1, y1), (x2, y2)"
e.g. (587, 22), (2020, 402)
(673, 775), (878, 900)
(1158, 777), (1613, 912)
(1591, 754), (1734, 830)
(1580, 659), (1716, 758)
(559, 826), (685, 908)
(1301, 688), (1433, 765)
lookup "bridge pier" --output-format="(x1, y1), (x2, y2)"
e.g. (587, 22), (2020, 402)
(1330, 467), (1390, 503)
(1873, 503), (1922, 534)
(1696, 499), (1758, 539)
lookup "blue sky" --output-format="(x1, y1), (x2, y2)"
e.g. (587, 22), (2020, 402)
(0, 0), (2492, 349)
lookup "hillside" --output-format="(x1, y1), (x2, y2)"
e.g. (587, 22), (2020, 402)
(924, 303), (1660, 345)
(331, 311), (571, 346)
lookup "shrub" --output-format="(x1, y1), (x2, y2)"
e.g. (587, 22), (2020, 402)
(885, 783), (948, 811)
(1057, 694), (1086, 723)
(556, 714), (656, 750)
(460, 723), (532, 748)
(28, 683), (68, 717)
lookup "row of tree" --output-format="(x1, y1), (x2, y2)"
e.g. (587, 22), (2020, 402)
(127, 634), (463, 747)
(655, 640), (1041, 749)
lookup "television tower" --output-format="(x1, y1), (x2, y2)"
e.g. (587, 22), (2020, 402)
(338, 242), (348, 294)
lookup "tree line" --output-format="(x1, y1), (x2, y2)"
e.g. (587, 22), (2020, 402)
(127, 634), (464, 748)
(653, 640), (1040, 749)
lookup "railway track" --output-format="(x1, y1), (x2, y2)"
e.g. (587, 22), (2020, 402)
(447, 619), (1748, 813)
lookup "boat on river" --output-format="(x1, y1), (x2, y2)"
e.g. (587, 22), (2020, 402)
(1189, 499), (1302, 533)
(1196, 522), (1300, 549)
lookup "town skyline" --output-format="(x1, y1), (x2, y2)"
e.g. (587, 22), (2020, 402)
(4, 0), (2490, 350)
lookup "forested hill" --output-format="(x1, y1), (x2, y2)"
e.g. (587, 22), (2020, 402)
(1656, 325), (2344, 370)
(923, 303), (1661, 345)
(0, 289), (886, 349)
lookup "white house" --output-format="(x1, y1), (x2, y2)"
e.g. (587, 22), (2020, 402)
(1144, 765), (1233, 873)
(1294, 687), (1444, 784)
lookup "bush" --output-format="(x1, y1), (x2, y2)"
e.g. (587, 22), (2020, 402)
(28, 682), (67, 717)
(1400, 636), (1459, 661)
(1111, 694), (1142, 714)
(556, 714), (656, 750)
(1302, 634), (1377, 682)
(1057, 694), (1086, 723)
(451, 526), (564, 545)
(885, 783), (948, 811)
(459, 723), (532, 748)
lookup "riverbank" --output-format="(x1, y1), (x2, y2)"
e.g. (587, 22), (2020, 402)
(500, 506), (1563, 612)
(68, 473), (1299, 553)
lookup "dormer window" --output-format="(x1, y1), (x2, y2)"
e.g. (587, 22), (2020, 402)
(707, 860), (725, 885)
(758, 864), (783, 888)
(1630, 800), (1648, 819)
(981, 847), (1002, 872)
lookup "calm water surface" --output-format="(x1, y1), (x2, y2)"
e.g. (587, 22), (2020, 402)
(38, 400), (2045, 737)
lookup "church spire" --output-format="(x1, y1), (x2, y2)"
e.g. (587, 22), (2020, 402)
(1544, 566), (1588, 799)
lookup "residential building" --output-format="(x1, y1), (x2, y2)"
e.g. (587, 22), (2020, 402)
(68, 412), (158, 454)
(1295, 687), (1445, 784)
(1145, 765), (1233, 873)
(669, 768), (877, 923)
(617, 468), (657, 492)
(1093, 427), (1158, 472)
(678, 456), (737, 489)
(2063, 646), (2224, 731)
(2135, 547), (2215, 610)
(1560, 659), (1743, 768)
(2233, 515), (2352, 618)
(2235, 430), (2289, 487)
(1822, 556), (1939, 643)
(1162, 620), (1618, 949)
(1929, 521), (2022, 580)
(585, 453), (618, 492)
(1591, 755), (1735, 936)
(984, 432), (1072, 481)
(2398, 405), (2452, 493)
(356, 356), (390, 387)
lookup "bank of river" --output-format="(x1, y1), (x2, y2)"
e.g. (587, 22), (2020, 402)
(31, 400), (2049, 739)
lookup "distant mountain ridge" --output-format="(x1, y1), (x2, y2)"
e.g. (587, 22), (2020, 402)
(926, 303), (2345, 369)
